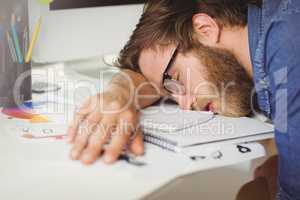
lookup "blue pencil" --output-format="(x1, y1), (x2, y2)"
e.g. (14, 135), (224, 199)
(11, 14), (23, 63)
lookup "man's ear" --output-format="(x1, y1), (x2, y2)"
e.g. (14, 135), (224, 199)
(192, 13), (221, 46)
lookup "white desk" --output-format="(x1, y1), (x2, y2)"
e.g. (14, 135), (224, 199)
(0, 63), (271, 200)
(0, 123), (267, 200)
(0, 134), (188, 200)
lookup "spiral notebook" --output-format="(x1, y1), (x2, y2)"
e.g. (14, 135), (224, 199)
(139, 104), (274, 154)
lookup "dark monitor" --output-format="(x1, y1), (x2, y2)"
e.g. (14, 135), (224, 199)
(50, 0), (145, 10)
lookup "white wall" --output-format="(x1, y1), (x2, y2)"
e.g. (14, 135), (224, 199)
(28, 0), (143, 63)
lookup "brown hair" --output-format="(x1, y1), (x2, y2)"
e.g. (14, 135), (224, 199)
(117, 0), (262, 72)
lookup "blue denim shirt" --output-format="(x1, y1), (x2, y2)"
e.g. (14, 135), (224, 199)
(248, 0), (300, 199)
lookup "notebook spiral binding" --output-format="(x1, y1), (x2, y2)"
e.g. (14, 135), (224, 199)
(144, 133), (180, 153)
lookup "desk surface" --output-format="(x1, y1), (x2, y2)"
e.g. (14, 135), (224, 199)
(0, 133), (187, 200)
(0, 65), (188, 200)
(0, 64), (269, 200)
(0, 120), (267, 200)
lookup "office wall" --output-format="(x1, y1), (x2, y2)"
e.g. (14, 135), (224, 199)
(28, 0), (143, 63)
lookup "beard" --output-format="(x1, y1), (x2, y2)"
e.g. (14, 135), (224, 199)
(190, 43), (254, 117)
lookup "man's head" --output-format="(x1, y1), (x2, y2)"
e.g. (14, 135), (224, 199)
(117, 0), (261, 117)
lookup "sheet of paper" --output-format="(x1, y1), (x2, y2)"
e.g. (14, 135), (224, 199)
(140, 104), (274, 147)
(140, 104), (214, 132)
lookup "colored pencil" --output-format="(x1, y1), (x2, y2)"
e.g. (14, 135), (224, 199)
(25, 17), (42, 63)
(11, 14), (23, 63)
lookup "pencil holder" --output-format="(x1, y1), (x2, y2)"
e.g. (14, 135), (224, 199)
(0, 0), (31, 108)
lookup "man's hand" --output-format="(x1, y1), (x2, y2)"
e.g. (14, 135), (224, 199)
(67, 92), (144, 165)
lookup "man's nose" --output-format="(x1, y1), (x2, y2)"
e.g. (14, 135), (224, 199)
(172, 94), (196, 110)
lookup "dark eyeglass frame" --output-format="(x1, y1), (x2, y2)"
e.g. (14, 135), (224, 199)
(162, 47), (179, 81)
(162, 46), (185, 94)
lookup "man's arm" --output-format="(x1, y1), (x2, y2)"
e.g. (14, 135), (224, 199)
(109, 69), (161, 109)
(67, 69), (161, 164)
(266, 10), (300, 198)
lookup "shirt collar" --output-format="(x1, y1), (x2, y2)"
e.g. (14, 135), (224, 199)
(248, 3), (263, 68)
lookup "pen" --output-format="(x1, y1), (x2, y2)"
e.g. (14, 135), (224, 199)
(25, 17), (42, 63)
(11, 14), (23, 63)
(118, 153), (147, 166)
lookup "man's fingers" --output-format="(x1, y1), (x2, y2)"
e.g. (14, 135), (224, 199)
(67, 96), (100, 143)
(104, 132), (130, 164)
(129, 128), (144, 156)
(80, 117), (116, 165)
(104, 112), (136, 164)
(70, 122), (92, 160)
(70, 110), (102, 160)
(80, 130), (110, 165)
(67, 114), (85, 143)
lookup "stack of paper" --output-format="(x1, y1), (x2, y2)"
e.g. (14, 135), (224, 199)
(140, 104), (274, 154)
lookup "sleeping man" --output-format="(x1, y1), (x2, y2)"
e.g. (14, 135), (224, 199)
(67, 0), (300, 199)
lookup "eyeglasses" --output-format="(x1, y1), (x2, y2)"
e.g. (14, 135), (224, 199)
(162, 46), (186, 95)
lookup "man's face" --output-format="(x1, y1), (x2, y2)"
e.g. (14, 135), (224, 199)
(139, 44), (254, 117)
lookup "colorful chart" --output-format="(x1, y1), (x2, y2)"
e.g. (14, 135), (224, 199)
(2, 107), (35, 119)
(1, 107), (50, 123)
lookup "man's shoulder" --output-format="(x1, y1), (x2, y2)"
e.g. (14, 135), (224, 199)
(263, 0), (300, 22)
(263, 0), (300, 71)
